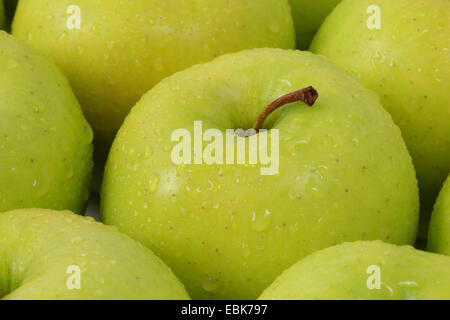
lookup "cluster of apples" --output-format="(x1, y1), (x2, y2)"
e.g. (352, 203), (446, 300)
(0, 0), (449, 300)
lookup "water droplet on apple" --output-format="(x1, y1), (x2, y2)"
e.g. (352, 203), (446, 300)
(71, 236), (82, 244)
(148, 174), (159, 192)
(202, 277), (218, 293)
(250, 209), (272, 232)
(106, 40), (115, 50)
(144, 147), (153, 157)
(241, 242), (250, 257)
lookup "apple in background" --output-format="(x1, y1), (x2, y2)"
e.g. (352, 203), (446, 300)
(101, 48), (419, 299)
(2, 0), (16, 30)
(0, 209), (190, 300)
(289, 0), (341, 49)
(259, 241), (450, 300)
(0, 1), (4, 29)
(12, 0), (295, 160)
(0, 31), (92, 214)
(310, 0), (450, 237)
(428, 174), (450, 256)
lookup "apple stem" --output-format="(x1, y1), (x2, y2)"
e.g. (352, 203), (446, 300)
(252, 86), (318, 132)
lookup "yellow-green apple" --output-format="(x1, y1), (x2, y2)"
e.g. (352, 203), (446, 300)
(101, 48), (419, 299)
(428, 174), (450, 256)
(259, 240), (450, 300)
(12, 0), (295, 156)
(0, 208), (190, 300)
(0, 1), (4, 29)
(0, 31), (92, 214)
(289, 0), (341, 49)
(310, 0), (450, 237)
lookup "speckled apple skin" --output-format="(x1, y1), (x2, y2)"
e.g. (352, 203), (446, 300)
(289, 0), (341, 49)
(0, 32), (92, 214)
(310, 0), (450, 237)
(259, 241), (450, 300)
(12, 0), (295, 148)
(428, 175), (450, 256)
(101, 49), (419, 300)
(0, 209), (190, 300)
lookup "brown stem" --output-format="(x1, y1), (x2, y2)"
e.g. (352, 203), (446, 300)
(252, 86), (318, 132)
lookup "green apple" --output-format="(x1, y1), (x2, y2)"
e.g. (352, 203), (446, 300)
(0, 208), (190, 300)
(101, 48), (419, 300)
(12, 0), (295, 154)
(259, 240), (450, 300)
(289, 0), (341, 49)
(428, 174), (450, 256)
(0, 31), (92, 214)
(0, 1), (5, 30)
(310, 0), (450, 237)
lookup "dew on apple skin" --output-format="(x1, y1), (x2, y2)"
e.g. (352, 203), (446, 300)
(241, 242), (250, 257)
(144, 147), (153, 158)
(70, 236), (82, 245)
(251, 209), (272, 232)
(202, 276), (218, 293)
(148, 174), (160, 193)
(106, 40), (115, 50)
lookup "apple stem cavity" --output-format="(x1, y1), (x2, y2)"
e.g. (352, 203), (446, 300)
(252, 86), (318, 133)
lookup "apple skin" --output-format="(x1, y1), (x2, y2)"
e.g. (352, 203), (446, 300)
(12, 0), (295, 152)
(259, 240), (450, 300)
(101, 48), (419, 300)
(289, 0), (341, 49)
(0, 31), (92, 214)
(310, 0), (450, 237)
(428, 175), (450, 256)
(0, 209), (190, 300)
